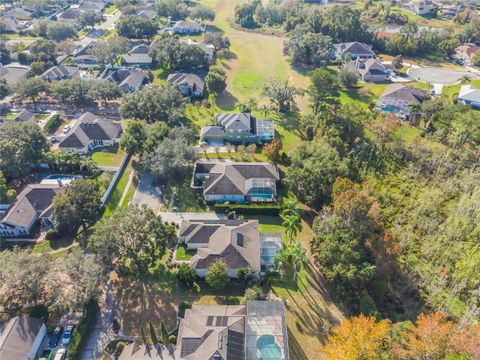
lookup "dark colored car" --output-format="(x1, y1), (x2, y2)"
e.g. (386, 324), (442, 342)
(49, 326), (64, 348)
(61, 324), (75, 347)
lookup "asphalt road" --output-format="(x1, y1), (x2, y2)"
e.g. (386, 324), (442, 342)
(409, 67), (480, 85)
(131, 173), (163, 213)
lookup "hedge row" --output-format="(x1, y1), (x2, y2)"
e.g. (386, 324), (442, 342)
(213, 203), (280, 216)
(67, 298), (98, 360)
(43, 114), (62, 135)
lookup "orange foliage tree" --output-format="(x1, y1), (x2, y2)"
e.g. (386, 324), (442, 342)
(323, 315), (391, 360)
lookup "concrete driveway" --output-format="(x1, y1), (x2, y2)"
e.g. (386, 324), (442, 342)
(131, 173), (163, 212)
(409, 67), (480, 85)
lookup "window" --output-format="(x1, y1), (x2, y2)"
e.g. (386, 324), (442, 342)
(237, 233), (244, 247)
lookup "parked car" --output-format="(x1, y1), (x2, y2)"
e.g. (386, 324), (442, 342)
(62, 125), (70, 133)
(49, 326), (64, 348)
(54, 348), (66, 360)
(50, 136), (58, 143)
(61, 324), (75, 346)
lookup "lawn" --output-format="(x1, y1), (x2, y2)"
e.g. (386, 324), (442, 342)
(103, 158), (133, 216)
(90, 147), (126, 167)
(164, 176), (209, 212)
(443, 79), (480, 100)
(105, 4), (117, 14)
(120, 177), (137, 209)
(175, 245), (196, 260)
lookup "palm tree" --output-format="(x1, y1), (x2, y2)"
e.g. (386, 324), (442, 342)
(258, 104), (270, 117)
(226, 143), (233, 158)
(246, 97), (258, 112)
(273, 243), (307, 280)
(281, 198), (300, 217)
(281, 214), (302, 243)
(461, 75), (471, 84)
(408, 103), (422, 126)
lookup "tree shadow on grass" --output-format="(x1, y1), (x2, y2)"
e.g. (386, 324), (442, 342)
(215, 90), (238, 111)
(205, 24), (224, 34)
(287, 328), (309, 360)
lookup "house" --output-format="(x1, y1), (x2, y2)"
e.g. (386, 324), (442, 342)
(77, 1), (105, 13)
(200, 113), (275, 145)
(346, 58), (389, 82)
(58, 8), (82, 23)
(167, 73), (205, 98)
(375, 84), (427, 120)
(413, 0), (436, 15)
(193, 161), (279, 203)
(181, 38), (215, 63)
(102, 67), (146, 92)
(72, 44), (100, 68)
(122, 44), (153, 67)
(175, 301), (289, 360)
(136, 9), (156, 20)
(0, 316), (46, 360)
(0, 17), (20, 33)
(0, 184), (64, 237)
(58, 112), (122, 153)
(333, 42), (374, 60)
(458, 84), (480, 108)
(13, 109), (36, 122)
(41, 65), (80, 81)
(455, 44), (480, 65)
(2, 7), (33, 21)
(119, 342), (175, 359)
(178, 219), (282, 277)
(0, 63), (30, 86)
(171, 20), (204, 35)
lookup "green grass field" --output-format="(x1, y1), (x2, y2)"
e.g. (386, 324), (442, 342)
(90, 147), (126, 167)
(443, 79), (480, 100)
(175, 246), (195, 260)
(103, 159), (133, 216)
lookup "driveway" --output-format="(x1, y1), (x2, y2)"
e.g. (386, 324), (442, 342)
(158, 212), (225, 225)
(409, 67), (480, 85)
(131, 173), (163, 212)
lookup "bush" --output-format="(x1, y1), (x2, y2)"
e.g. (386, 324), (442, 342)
(214, 203), (280, 216)
(205, 260), (229, 290)
(29, 304), (48, 320)
(46, 323), (57, 335)
(45, 228), (59, 240)
(168, 335), (177, 344)
(177, 263), (197, 285)
(244, 285), (262, 301)
(179, 299), (191, 311)
(237, 267), (257, 286)
(115, 341), (125, 357)
(67, 298), (98, 360)
(43, 113), (62, 135)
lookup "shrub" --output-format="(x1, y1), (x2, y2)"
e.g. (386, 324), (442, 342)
(177, 263), (197, 285)
(45, 228), (59, 240)
(29, 304), (48, 320)
(214, 203), (280, 216)
(115, 341), (125, 357)
(67, 298), (98, 360)
(205, 260), (229, 290)
(43, 113), (62, 135)
(237, 267), (257, 286)
(46, 323), (57, 335)
(179, 299), (191, 311)
(168, 335), (177, 344)
(244, 286), (262, 301)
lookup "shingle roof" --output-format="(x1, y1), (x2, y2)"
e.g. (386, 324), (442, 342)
(41, 65), (80, 81)
(459, 84), (480, 102)
(0, 317), (44, 360)
(183, 219), (261, 272)
(122, 44), (153, 65)
(166, 73), (205, 93)
(173, 20), (203, 31)
(1, 184), (63, 228)
(216, 112), (252, 131)
(0, 65), (29, 86)
(13, 109), (35, 122)
(335, 42), (374, 57)
(58, 112), (122, 150)
(379, 84), (426, 104)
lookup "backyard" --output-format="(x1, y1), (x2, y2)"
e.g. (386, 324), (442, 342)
(90, 147), (126, 167)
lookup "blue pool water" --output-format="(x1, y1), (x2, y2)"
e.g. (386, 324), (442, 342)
(256, 335), (281, 360)
(46, 175), (81, 180)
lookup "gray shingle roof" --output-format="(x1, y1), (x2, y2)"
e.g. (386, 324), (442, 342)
(41, 65), (80, 81)
(13, 109), (36, 122)
(216, 113), (252, 131)
(379, 84), (426, 104)
(335, 42), (374, 57)
(166, 73), (205, 93)
(122, 44), (152, 65)
(0, 65), (29, 86)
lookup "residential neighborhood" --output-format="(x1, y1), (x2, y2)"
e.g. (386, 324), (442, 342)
(1, 0), (480, 359)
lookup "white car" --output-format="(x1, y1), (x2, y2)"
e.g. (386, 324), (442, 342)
(62, 125), (70, 134)
(54, 348), (66, 360)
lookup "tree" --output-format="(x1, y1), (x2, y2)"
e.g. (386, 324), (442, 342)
(177, 263), (197, 285)
(281, 214), (302, 243)
(79, 11), (102, 29)
(323, 315), (391, 360)
(308, 69), (340, 115)
(392, 55), (403, 70)
(204, 32), (230, 51)
(0, 121), (47, 179)
(284, 32), (334, 66)
(246, 143), (257, 158)
(141, 136), (198, 182)
(88, 37), (129, 67)
(47, 22), (77, 42)
(237, 267), (257, 286)
(263, 78), (302, 113)
(285, 139), (351, 208)
(51, 79), (93, 107)
(338, 67), (358, 89)
(189, 5), (215, 21)
(273, 243), (307, 280)
(116, 16), (157, 39)
(0, 43), (11, 65)
(262, 139), (282, 162)
(0, 171), (16, 203)
(144, 122), (170, 153)
(156, 0), (189, 20)
(89, 205), (176, 274)
(120, 85), (185, 123)
(0, 79), (8, 100)
(120, 120), (147, 155)
(30, 39), (56, 56)
(14, 77), (47, 105)
(234, 1), (259, 28)
(205, 260), (229, 289)
(53, 179), (102, 235)
(88, 80), (122, 105)
(30, 61), (46, 76)
(205, 66), (227, 95)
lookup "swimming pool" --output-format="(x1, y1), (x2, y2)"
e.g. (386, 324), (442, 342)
(45, 175), (82, 180)
(256, 334), (282, 360)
